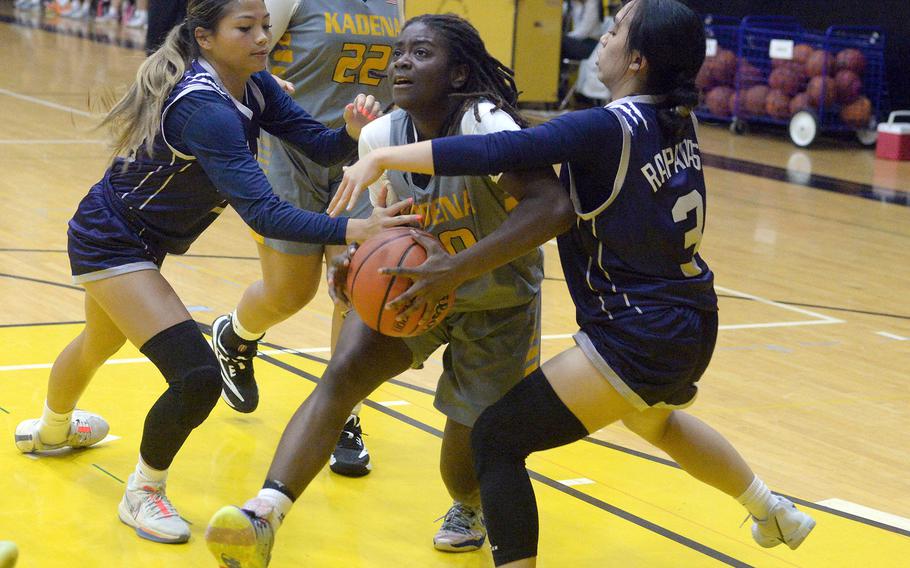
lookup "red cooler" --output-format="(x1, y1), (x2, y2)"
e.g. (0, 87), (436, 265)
(876, 111), (910, 160)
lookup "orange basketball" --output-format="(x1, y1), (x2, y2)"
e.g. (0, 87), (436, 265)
(346, 227), (455, 337)
(805, 49), (831, 77)
(840, 96), (872, 128)
(765, 89), (791, 119)
(743, 84), (770, 117)
(789, 92), (813, 115)
(835, 48), (867, 76)
(806, 76), (836, 106)
(705, 86), (735, 117)
(769, 66), (804, 97)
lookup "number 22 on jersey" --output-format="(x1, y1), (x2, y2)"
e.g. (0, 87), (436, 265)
(333, 43), (392, 86)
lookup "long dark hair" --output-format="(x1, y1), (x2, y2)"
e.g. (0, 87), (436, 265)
(99, 0), (239, 159)
(403, 14), (527, 135)
(623, 0), (705, 137)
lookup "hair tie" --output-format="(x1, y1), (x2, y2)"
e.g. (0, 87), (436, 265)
(675, 105), (691, 118)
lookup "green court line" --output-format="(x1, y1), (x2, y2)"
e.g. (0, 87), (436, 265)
(92, 464), (124, 484)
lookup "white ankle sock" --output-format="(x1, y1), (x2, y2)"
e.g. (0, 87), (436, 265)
(736, 475), (775, 520)
(135, 456), (168, 485)
(38, 401), (73, 445)
(255, 488), (293, 530)
(231, 310), (264, 341)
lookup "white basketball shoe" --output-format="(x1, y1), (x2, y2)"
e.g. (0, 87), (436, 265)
(751, 496), (816, 550)
(15, 410), (109, 453)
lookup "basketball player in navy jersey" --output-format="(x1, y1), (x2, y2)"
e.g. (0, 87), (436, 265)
(12, 0), (416, 545)
(335, 0), (816, 565)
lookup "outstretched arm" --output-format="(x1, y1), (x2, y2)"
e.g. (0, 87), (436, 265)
(331, 107), (620, 215)
(384, 166), (574, 322)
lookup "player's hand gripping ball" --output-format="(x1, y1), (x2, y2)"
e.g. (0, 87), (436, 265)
(345, 227), (455, 337)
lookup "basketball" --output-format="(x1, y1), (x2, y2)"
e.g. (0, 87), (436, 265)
(346, 227), (455, 337)
(743, 84), (770, 117)
(769, 66), (804, 97)
(839, 96), (872, 128)
(794, 43), (814, 66)
(805, 49), (831, 77)
(789, 92), (813, 115)
(765, 89), (791, 119)
(709, 49), (737, 86)
(806, 75), (836, 106)
(696, 63), (715, 92)
(772, 44), (812, 69)
(835, 48), (867, 76)
(834, 69), (863, 104)
(706, 86), (735, 117)
(737, 60), (764, 88)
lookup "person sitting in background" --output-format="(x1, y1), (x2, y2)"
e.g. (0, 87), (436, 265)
(561, 0), (603, 61)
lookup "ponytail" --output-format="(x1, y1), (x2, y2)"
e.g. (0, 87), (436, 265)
(657, 73), (698, 138)
(98, 23), (195, 160)
(623, 0), (705, 138)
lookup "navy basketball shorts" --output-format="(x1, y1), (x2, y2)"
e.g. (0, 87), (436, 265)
(574, 306), (718, 410)
(68, 184), (163, 284)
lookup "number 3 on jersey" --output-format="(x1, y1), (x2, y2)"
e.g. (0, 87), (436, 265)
(672, 190), (704, 277)
(333, 43), (392, 86)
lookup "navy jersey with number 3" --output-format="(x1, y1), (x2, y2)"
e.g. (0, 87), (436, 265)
(432, 95), (718, 405)
(433, 94), (717, 328)
(558, 95), (716, 329)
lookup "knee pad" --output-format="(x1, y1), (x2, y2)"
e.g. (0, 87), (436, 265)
(141, 320), (222, 430)
(472, 367), (589, 476)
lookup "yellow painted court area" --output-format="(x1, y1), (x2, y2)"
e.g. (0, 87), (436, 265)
(1, 324), (907, 566)
(3, 5), (910, 567)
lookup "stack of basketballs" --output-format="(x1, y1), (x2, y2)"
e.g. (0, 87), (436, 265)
(698, 44), (871, 128)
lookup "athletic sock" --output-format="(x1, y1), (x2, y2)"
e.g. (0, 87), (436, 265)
(253, 488), (293, 530)
(37, 400), (73, 445)
(231, 310), (264, 342)
(135, 455), (168, 485)
(737, 475), (775, 520)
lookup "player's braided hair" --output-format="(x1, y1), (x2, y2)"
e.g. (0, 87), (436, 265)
(405, 14), (528, 135)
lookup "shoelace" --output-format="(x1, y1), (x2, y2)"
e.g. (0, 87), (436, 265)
(337, 421), (365, 450)
(436, 505), (477, 534)
(140, 487), (179, 520)
(69, 417), (96, 445)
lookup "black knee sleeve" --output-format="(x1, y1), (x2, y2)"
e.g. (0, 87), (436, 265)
(139, 320), (222, 469)
(471, 367), (589, 566)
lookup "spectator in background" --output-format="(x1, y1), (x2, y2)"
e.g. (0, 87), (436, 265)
(562, 0), (604, 60)
(145, 0), (186, 53)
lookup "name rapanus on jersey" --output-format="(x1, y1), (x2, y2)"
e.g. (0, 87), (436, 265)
(324, 12), (400, 37)
(640, 138), (702, 193)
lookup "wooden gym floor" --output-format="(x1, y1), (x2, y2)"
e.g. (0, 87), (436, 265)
(1, 5), (908, 567)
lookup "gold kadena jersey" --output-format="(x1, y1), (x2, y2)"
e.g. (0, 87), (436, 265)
(269, 0), (400, 128)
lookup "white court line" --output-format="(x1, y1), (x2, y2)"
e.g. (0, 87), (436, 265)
(817, 498), (910, 532)
(716, 285), (844, 325)
(0, 139), (106, 144)
(876, 331), (908, 341)
(0, 346), (329, 373)
(558, 478), (595, 486)
(0, 86), (94, 117)
(0, 284), (844, 373)
(543, 286), (844, 338)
